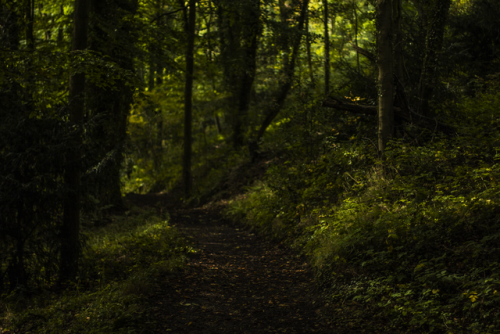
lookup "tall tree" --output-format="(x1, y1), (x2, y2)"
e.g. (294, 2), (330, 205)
(376, 0), (394, 154)
(215, 0), (260, 148)
(323, 0), (330, 95)
(233, 0), (260, 147)
(416, 0), (451, 117)
(87, 0), (138, 209)
(60, 0), (90, 282)
(253, 0), (310, 150)
(182, 0), (196, 197)
(305, 7), (315, 85)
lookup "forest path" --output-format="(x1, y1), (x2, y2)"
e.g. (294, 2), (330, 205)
(128, 194), (336, 333)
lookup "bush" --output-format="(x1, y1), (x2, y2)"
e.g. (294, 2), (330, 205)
(225, 87), (500, 332)
(0, 208), (194, 333)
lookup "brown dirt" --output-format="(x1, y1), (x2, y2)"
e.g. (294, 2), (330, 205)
(125, 194), (336, 333)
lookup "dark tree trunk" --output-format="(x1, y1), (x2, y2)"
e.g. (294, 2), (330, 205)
(376, 0), (394, 154)
(60, 0), (89, 282)
(417, 0), (451, 117)
(253, 0), (309, 146)
(57, 5), (64, 44)
(87, 0), (138, 209)
(232, 0), (260, 147)
(183, 0), (196, 197)
(155, 61), (164, 171)
(305, 8), (314, 85)
(323, 0), (330, 95)
(25, 0), (34, 49)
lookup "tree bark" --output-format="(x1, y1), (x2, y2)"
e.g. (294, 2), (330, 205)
(25, 0), (34, 50)
(376, 0), (394, 154)
(393, 0), (404, 87)
(254, 0), (309, 146)
(183, 0), (196, 197)
(60, 0), (89, 282)
(305, 9), (315, 85)
(417, 0), (451, 117)
(352, 0), (360, 72)
(87, 0), (137, 209)
(233, 0), (260, 148)
(323, 0), (330, 95)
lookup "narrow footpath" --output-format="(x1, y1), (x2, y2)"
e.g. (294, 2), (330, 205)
(137, 199), (336, 333)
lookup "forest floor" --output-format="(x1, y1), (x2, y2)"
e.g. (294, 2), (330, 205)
(125, 193), (337, 333)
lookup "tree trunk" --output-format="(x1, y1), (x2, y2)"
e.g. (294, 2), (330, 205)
(155, 62), (164, 171)
(183, 0), (196, 197)
(60, 0), (89, 282)
(233, 0), (260, 147)
(392, 0), (408, 112)
(393, 0), (404, 86)
(87, 0), (137, 209)
(417, 0), (451, 117)
(323, 0), (330, 95)
(253, 0), (309, 147)
(57, 5), (64, 44)
(376, 0), (394, 155)
(305, 8), (314, 85)
(352, 0), (360, 72)
(25, 0), (34, 50)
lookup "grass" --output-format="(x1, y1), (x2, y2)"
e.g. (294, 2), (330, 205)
(0, 207), (195, 333)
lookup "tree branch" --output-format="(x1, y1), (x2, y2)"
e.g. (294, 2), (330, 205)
(349, 42), (376, 64)
(150, 8), (184, 24)
(322, 98), (455, 134)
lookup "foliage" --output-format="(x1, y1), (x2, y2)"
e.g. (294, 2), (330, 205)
(0, 207), (193, 333)
(226, 82), (500, 332)
(0, 45), (140, 291)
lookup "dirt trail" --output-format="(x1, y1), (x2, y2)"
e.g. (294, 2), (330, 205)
(143, 205), (335, 333)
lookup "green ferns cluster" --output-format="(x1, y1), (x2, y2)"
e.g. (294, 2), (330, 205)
(226, 91), (500, 333)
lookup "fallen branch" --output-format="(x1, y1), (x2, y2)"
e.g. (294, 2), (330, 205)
(322, 98), (455, 134)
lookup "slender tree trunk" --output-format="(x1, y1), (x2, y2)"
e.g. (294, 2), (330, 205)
(183, 0), (196, 197)
(393, 0), (404, 86)
(305, 8), (314, 85)
(25, 0), (34, 50)
(60, 0), (89, 282)
(392, 0), (408, 112)
(155, 62), (164, 170)
(153, 0), (164, 171)
(254, 0), (309, 144)
(233, 0), (260, 148)
(148, 52), (155, 92)
(376, 0), (394, 155)
(417, 0), (451, 117)
(57, 5), (64, 44)
(353, 1), (360, 72)
(24, 0), (35, 115)
(323, 0), (330, 95)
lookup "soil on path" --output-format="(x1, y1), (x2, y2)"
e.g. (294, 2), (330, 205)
(127, 194), (335, 333)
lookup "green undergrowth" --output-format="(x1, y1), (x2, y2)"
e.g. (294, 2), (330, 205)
(225, 90), (500, 333)
(0, 207), (195, 333)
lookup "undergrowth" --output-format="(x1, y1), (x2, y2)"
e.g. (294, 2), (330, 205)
(0, 207), (194, 333)
(225, 88), (500, 333)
